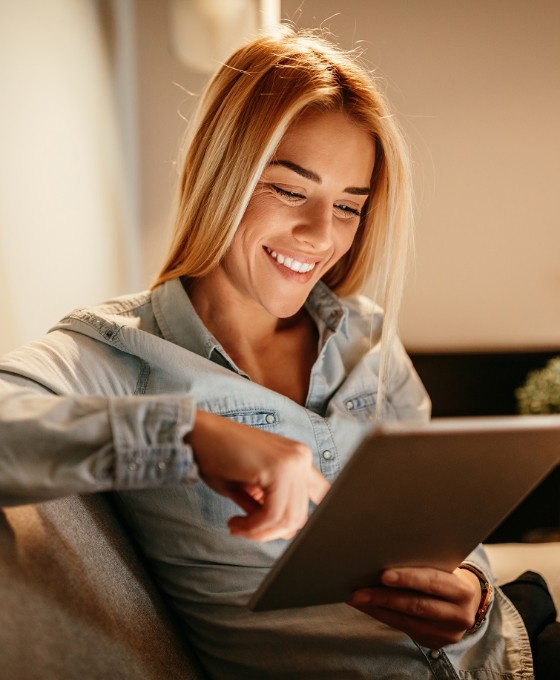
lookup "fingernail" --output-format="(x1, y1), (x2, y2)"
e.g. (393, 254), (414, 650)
(351, 591), (372, 605)
(383, 570), (398, 584)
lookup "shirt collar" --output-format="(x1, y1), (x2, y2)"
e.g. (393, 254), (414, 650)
(151, 277), (221, 359)
(152, 277), (348, 368)
(305, 280), (348, 338)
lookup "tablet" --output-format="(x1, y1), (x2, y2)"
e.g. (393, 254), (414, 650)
(249, 415), (560, 611)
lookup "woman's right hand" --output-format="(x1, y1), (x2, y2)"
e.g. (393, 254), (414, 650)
(184, 410), (330, 542)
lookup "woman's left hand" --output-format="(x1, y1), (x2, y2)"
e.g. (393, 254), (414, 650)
(349, 566), (481, 649)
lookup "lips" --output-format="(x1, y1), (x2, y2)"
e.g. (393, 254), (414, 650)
(265, 247), (317, 273)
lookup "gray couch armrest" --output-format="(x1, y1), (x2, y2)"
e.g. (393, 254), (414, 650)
(0, 494), (208, 680)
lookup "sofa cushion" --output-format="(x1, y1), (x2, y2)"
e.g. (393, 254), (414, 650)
(0, 494), (207, 680)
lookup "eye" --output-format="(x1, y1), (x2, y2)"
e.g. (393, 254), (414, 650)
(270, 184), (305, 203)
(334, 203), (362, 219)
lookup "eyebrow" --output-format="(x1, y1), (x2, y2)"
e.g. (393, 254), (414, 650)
(268, 159), (370, 195)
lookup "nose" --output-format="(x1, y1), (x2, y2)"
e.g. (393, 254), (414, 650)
(293, 202), (333, 252)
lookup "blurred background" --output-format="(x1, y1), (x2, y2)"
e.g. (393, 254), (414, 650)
(1, 0), (559, 355)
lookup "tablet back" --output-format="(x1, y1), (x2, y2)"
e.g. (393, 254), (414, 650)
(249, 415), (560, 611)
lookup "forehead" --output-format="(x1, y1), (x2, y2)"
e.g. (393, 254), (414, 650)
(274, 110), (375, 185)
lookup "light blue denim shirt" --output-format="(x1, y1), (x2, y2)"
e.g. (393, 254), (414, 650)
(0, 278), (533, 679)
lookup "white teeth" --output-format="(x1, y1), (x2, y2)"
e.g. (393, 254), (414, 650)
(266, 248), (316, 273)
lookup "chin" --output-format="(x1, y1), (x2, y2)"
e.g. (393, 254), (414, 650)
(268, 300), (307, 319)
(258, 282), (314, 319)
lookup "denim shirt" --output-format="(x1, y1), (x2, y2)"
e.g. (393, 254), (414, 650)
(0, 278), (533, 679)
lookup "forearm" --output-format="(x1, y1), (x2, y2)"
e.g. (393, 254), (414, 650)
(0, 376), (198, 506)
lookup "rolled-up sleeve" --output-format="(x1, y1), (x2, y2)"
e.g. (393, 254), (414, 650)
(0, 375), (198, 506)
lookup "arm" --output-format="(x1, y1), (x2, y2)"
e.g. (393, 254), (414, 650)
(0, 375), (197, 505)
(0, 375), (329, 540)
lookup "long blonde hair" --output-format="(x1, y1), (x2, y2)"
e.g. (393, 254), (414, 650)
(154, 26), (413, 409)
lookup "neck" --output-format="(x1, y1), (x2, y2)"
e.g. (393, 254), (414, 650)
(182, 274), (318, 404)
(183, 273), (301, 347)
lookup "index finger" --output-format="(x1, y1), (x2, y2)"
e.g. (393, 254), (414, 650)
(228, 474), (308, 541)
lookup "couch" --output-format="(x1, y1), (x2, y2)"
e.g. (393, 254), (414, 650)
(0, 494), (207, 680)
(1, 493), (558, 680)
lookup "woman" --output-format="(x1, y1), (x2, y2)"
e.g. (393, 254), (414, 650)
(0, 26), (555, 679)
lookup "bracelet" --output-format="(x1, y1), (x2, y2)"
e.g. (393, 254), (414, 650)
(458, 563), (493, 634)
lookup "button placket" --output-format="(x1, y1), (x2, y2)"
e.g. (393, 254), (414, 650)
(305, 410), (339, 478)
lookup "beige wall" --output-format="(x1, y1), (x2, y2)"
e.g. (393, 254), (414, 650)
(134, 0), (207, 284)
(0, 0), (136, 355)
(136, 0), (560, 350)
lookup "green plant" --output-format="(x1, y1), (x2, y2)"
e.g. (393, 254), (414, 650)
(516, 357), (560, 414)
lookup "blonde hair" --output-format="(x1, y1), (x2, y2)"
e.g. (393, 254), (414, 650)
(154, 26), (413, 409)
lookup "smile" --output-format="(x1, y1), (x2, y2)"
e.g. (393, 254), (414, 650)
(265, 248), (317, 273)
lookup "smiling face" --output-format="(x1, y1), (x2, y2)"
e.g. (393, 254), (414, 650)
(208, 109), (376, 320)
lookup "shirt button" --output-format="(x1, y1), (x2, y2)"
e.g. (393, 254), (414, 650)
(322, 450), (333, 460)
(157, 460), (169, 470)
(265, 414), (275, 424)
(430, 649), (441, 660)
(128, 456), (142, 472)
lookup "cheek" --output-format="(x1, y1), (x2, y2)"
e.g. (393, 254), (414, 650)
(335, 225), (361, 258)
(223, 208), (268, 273)
(236, 194), (277, 240)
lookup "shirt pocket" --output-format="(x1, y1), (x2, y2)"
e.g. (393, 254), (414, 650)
(220, 407), (280, 430)
(341, 391), (378, 419)
(340, 390), (398, 421)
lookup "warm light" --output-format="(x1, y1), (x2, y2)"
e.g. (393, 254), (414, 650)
(168, 0), (281, 74)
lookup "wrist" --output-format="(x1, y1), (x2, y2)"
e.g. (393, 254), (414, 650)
(458, 563), (493, 634)
(183, 409), (211, 449)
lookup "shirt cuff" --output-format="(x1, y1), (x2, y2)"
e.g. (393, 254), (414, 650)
(463, 544), (495, 585)
(108, 395), (198, 488)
